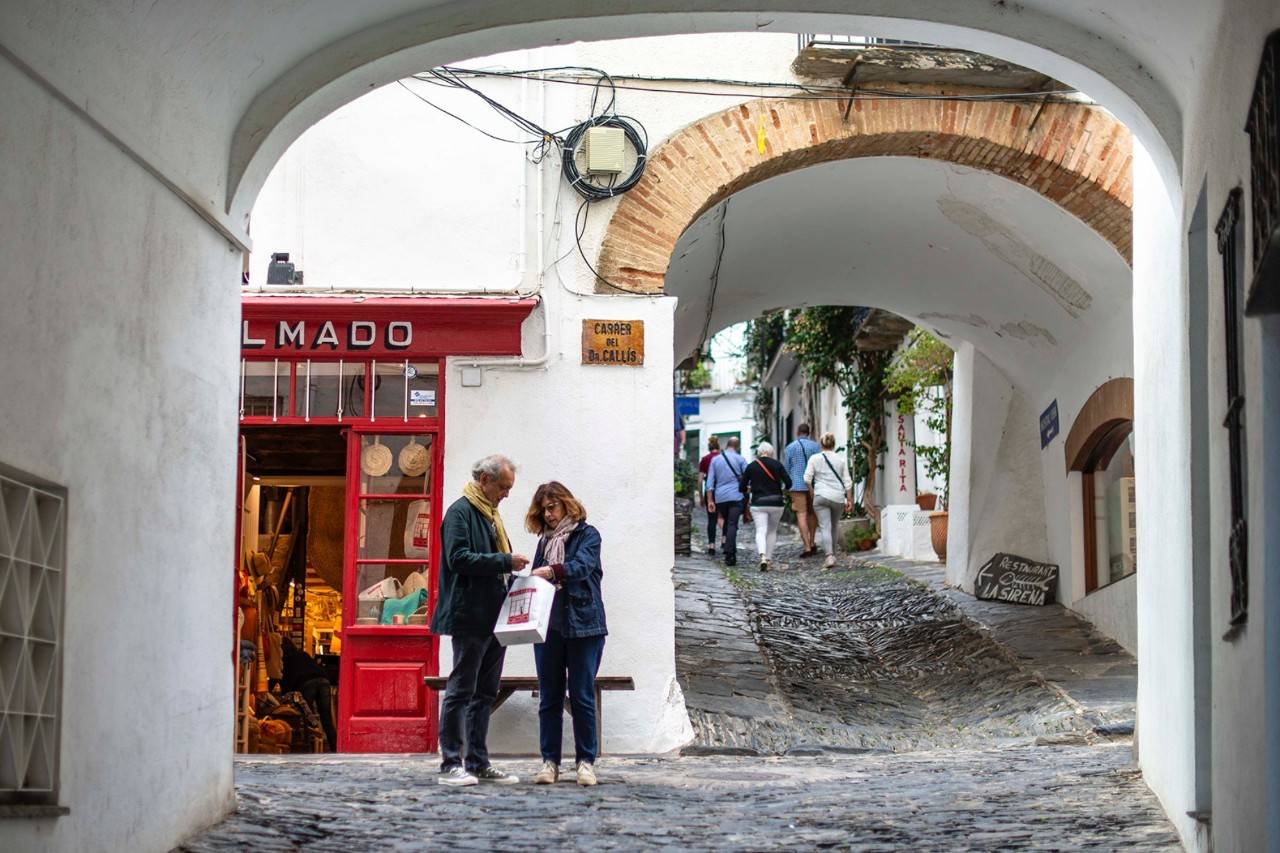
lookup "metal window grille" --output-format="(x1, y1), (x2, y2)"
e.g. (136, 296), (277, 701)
(796, 34), (935, 51)
(1216, 188), (1249, 629)
(1245, 30), (1280, 315)
(0, 471), (65, 803)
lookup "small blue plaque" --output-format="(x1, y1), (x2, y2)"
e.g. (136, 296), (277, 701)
(1039, 399), (1060, 449)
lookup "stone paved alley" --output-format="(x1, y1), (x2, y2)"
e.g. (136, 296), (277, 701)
(183, 525), (1176, 851)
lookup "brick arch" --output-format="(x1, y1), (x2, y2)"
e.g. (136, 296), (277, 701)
(596, 96), (1132, 294)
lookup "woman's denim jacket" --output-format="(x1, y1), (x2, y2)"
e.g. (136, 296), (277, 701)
(532, 523), (608, 639)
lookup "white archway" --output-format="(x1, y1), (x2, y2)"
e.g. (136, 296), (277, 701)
(225, 3), (1183, 224)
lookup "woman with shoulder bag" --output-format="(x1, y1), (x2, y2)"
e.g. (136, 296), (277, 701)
(803, 433), (853, 569)
(525, 481), (607, 787)
(739, 442), (791, 571)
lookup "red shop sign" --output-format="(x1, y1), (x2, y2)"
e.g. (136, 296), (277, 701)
(240, 296), (536, 359)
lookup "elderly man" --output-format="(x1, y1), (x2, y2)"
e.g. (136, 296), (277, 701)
(431, 454), (530, 787)
(704, 436), (748, 567)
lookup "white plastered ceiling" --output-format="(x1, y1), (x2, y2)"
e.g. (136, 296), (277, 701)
(667, 156), (1133, 396)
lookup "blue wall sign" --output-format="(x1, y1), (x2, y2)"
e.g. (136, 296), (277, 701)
(1039, 399), (1060, 449)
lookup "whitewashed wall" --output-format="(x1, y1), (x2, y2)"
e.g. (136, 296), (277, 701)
(0, 59), (237, 853)
(438, 296), (691, 754)
(688, 390), (756, 460)
(2, 3), (1278, 850)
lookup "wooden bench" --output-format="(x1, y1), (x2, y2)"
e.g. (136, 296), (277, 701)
(423, 676), (635, 754)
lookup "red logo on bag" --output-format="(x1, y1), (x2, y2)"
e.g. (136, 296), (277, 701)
(412, 513), (430, 549)
(506, 588), (534, 624)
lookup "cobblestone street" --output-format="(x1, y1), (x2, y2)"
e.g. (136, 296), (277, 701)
(184, 521), (1177, 851)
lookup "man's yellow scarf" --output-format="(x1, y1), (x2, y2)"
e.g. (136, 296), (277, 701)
(462, 480), (511, 553)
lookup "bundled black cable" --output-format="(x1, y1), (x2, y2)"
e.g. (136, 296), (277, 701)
(560, 114), (648, 201)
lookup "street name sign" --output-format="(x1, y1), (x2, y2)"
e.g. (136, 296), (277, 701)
(582, 319), (644, 366)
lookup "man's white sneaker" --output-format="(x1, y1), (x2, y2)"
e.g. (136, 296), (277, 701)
(533, 761), (559, 785)
(472, 765), (519, 784)
(438, 766), (478, 787)
(576, 762), (597, 787)
(822, 554), (837, 569)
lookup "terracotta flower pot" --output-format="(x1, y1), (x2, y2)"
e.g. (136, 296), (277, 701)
(929, 511), (949, 562)
(915, 493), (938, 511)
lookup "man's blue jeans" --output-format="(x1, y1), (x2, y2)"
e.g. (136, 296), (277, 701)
(533, 630), (606, 765)
(438, 633), (506, 772)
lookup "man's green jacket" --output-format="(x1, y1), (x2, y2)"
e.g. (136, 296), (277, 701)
(429, 496), (513, 636)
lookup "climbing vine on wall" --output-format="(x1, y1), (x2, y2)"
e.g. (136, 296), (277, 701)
(740, 311), (788, 442)
(784, 307), (888, 520)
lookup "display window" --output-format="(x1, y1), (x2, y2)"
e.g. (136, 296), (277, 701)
(233, 297), (533, 755)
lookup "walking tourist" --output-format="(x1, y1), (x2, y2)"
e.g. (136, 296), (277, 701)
(705, 436), (748, 566)
(697, 435), (722, 554)
(804, 433), (853, 570)
(525, 482), (608, 787)
(739, 442), (791, 571)
(783, 424), (822, 557)
(430, 454), (529, 787)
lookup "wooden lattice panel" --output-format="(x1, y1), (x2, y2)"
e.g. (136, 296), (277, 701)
(0, 473), (64, 802)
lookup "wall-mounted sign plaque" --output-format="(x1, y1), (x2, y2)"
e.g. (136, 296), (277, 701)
(582, 319), (644, 366)
(1040, 400), (1060, 449)
(975, 553), (1059, 606)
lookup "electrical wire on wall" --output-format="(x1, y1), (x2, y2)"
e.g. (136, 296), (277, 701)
(399, 65), (653, 293)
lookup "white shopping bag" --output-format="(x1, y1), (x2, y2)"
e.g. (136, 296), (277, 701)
(493, 573), (555, 646)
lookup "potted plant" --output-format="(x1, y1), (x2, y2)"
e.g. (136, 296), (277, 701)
(915, 492), (938, 511)
(883, 329), (954, 562)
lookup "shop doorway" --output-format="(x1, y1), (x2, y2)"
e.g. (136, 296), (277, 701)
(237, 426), (347, 755)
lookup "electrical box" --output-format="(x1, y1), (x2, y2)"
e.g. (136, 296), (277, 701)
(585, 126), (626, 174)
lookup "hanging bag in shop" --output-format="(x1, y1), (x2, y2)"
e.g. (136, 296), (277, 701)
(403, 499), (431, 559)
(493, 572), (555, 646)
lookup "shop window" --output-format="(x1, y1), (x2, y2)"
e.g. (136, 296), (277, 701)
(0, 470), (65, 807)
(354, 434), (434, 628)
(372, 362), (439, 421)
(1217, 188), (1249, 629)
(1064, 379), (1136, 594)
(241, 360), (289, 419)
(291, 361), (367, 420)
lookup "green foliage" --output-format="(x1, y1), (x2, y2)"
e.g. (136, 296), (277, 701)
(679, 361), (712, 391)
(741, 312), (788, 436)
(883, 328), (954, 507)
(674, 455), (698, 497)
(841, 518), (880, 552)
(764, 306), (889, 518)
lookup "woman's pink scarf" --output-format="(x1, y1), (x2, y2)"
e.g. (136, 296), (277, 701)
(542, 517), (578, 566)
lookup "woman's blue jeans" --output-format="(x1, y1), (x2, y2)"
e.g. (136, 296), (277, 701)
(533, 630), (606, 765)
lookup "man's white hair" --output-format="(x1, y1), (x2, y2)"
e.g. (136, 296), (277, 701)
(756, 441), (775, 458)
(472, 454), (516, 481)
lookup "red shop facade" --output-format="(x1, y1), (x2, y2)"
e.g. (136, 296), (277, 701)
(235, 296), (534, 753)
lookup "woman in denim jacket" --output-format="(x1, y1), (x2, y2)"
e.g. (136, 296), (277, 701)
(525, 481), (608, 786)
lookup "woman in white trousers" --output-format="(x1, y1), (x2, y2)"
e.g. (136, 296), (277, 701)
(738, 442), (791, 570)
(803, 433), (853, 569)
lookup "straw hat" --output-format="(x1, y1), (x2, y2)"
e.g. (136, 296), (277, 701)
(398, 438), (430, 477)
(360, 438), (392, 477)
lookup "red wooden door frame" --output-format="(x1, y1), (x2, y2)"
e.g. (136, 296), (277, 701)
(335, 373), (445, 753)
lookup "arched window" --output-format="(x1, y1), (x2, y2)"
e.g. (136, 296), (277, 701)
(1065, 379), (1136, 593)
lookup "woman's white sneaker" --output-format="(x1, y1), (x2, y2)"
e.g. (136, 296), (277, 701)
(533, 761), (559, 785)
(576, 762), (597, 786)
